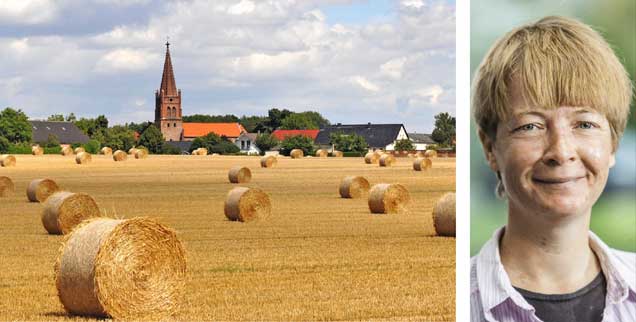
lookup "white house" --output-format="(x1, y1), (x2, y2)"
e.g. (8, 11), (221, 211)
(235, 133), (261, 155)
(314, 123), (410, 151)
(408, 133), (436, 151)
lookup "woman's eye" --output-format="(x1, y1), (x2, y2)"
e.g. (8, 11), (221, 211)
(576, 121), (596, 129)
(515, 124), (539, 132)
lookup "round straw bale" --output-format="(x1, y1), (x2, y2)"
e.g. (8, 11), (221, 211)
(315, 149), (327, 157)
(290, 149), (303, 159)
(61, 146), (73, 156)
(0, 176), (15, 197)
(42, 191), (101, 234)
(339, 176), (370, 199)
(424, 149), (437, 158)
(413, 157), (432, 171)
(1, 154), (16, 167)
(74, 147), (85, 154)
(332, 150), (343, 157)
(260, 155), (277, 168)
(32, 145), (44, 155)
(228, 166), (252, 183)
(100, 147), (112, 155)
(379, 154), (396, 167)
(55, 217), (186, 319)
(433, 192), (455, 236)
(415, 151), (426, 158)
(112, 150), (127, 161)
(192, 148), (207, 155)
(211, 153), (220, 156)
(27, 178), (60, 202)
(364, 152), (379, 164)
(224, 187), (271, 222)
(368, 183), (410, 214)
(128, 147), (139, 155)
(134, 149), (148, 159)
(75, 152), (92, 165)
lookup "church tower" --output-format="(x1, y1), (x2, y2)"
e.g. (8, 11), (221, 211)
(155, 41), (183, 141)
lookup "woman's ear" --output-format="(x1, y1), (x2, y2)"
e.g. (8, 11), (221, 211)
(478, 129), (499, 172)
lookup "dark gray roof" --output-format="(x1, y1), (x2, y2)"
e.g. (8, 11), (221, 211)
(29, 120), (90, 144)
(409, 133), (435, 144)
(315, 123), (406, 148)
(238, 133), (258, 141)
(165, 140), (192, 152)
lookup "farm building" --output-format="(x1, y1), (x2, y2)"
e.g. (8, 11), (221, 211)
(408, 132), (436, 151)
(314, 123), (409, 151)
(235, 133), (260, 155)
(29, 120), (89, 145)
(271, 129), (320, 141)
(182, 122), (246, 142)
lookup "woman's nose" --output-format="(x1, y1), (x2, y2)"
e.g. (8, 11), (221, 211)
(542, 130), (577, 166)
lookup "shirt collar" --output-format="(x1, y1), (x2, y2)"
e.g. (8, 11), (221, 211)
(588, 231), (636, 303)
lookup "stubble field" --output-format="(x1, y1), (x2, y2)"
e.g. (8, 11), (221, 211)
(0, 154), (455, 321)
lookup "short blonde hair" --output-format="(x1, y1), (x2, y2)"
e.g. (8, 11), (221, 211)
(472, 16), (633, 149)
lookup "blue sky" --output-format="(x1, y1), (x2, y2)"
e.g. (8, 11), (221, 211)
(0, 0), (455, 133)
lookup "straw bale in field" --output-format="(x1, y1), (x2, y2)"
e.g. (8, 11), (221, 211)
(134, 149), (148, 159)
(290, 149), (303, 159)
(413, 157), (432, 171)
(424, 150), (437, 158)
(1, 154), (16, 167)
(415, 151), (425, 158)
(224, 187), (271, 222)
(368, 183), (410, 214)
(364, 152), (379, 164)
(192, 148), (208, 155)
(339, 176), (370, 199)
(100, 147), (112, 155)
(61, 146), (73, 156)
(113, 150), (127, 161)
(74, 147), (85, 154)
(55, 217), (186, 319)
(32, 146), (44, 155)
(27, 178), (60, 202)
(42, 191), (101, 234)
(0, 176), (15, 197)
(433, 192), (455, 236)
(228, 166), (251, 183)
(212, 153), (220, 156)
(128, 147), (139, 155)
(260, 155), (277, 168)
(315, 149), (327, 157)
(332, 150), (343, 157)
(75, 152), (92, 165)
(379, 154), (396, 167)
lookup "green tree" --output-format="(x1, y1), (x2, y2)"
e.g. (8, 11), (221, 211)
(65, 113), (77, 122)
(280, 135), (315, 156)
(280, 113), (317, 130)
(239, 115), (269, 133)
(182, 114), (240, 123)
(329, 132), (368, 154)
(394, 139), (415, 151)
(0, 136), (9, 153)
(42, 134), (60, 148)
(431, 112), (456, 148)
(190, 132), (222, 152)
(104, 126), (136, 151)
(47, 114), (65, 121)
(298, 111), (330, 128)
(83, 139), (101, 154)
(160, 143), (182, 155)
(0, 108), (32, 143)
(255, 133), (279, 155)
(137, 124), (164, 153)
(267, 108), (293, 130)
(125, 121), (153, 134)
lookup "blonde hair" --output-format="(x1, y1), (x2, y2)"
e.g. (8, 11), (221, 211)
(472, 16), (633, 149)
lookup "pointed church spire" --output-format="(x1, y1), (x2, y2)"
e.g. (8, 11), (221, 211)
(160, 40), (178, 96)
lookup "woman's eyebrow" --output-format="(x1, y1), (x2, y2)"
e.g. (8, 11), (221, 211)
(511, 110), (546, 118)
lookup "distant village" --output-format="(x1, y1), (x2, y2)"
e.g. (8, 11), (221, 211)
(0, 43), (455, 157)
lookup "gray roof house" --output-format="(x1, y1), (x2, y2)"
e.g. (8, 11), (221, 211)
(29, 121), (90, 144)
(314, 123), (409, 150)
(408, 133), (435, 151)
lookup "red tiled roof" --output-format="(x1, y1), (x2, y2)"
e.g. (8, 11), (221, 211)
(272, 129), (319, 141)
(183, 123), (245, 138)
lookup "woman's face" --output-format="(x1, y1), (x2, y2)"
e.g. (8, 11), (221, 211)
(484, 81), (615, 218)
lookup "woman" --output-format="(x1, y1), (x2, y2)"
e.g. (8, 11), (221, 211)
(471, 16), (635, 322)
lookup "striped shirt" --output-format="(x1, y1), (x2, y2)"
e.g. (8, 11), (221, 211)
(471, 227), (636, 322)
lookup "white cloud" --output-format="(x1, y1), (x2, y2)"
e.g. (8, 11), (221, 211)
(95, 49), (160, 73)
(401, 0), (425, 9)
(0, 0), (59, 24)
(416, 85), (444, 104)
(380, 57), (407, 79)
(350, 76), (380, 92)
(228, 0), (255, 15)
(93, 0), (151, 6)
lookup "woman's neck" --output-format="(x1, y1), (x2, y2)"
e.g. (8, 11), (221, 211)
(500, 202), (601, 294)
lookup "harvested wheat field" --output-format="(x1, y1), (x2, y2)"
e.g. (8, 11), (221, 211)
(0, 154), (455, 321)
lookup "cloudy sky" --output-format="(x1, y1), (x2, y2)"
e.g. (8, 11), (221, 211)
(0, 0), (455, 133)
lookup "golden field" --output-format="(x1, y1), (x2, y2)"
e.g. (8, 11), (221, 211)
(0, 154), (455, 321)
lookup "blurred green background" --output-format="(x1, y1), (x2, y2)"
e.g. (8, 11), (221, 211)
(471, 0), (636, 255)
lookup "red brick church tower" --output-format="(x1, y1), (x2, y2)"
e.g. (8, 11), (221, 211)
(155, 41), (183, 141)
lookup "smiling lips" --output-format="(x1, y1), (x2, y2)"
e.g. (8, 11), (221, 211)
(532, 176), (585, 184)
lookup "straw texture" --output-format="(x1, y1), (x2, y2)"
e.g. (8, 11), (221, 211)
(260, 156), (277, 168)
(224, 187), (271, 222)
(61, 146), (73, 156)
(424, 150), (437, 158)
(379, 154), (396, 167)
(432, 192), (455, 236)
(55, 217), (187, 319)
(27, 178), (60, 202)
(113, 150), (127, 161)
(1, 154), (16, 167)
(0, 176), (15, 197)
(364, 152), (379, 164)
(339, 176), (370, 199)
(368, 183), (410, 214)
(32, 146), (44, 156)
(128, 148), (139, 155)
(74, 147), (85, 154)
(75, 152), (92, 165)
(413, 157), (432, 171)
(228, 166), (252, 183)
(100, 147), (113, 155)
(192, 148), (208, 155)
(332, 150), (343, 157)
(42, 191), (101, 234)
(134, 149), (148, 159)
(290, 149), (303, 159)
(315, 149), (328, 157)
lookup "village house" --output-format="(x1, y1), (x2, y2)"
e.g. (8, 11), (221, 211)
(408, 132), (435, 151)
(314, 123), (409, 151)
(29, 120), (89, 145)
(235, 132), (260, 155)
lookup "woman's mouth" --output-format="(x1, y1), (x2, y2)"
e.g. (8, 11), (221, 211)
(532, 176), (585, 184)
